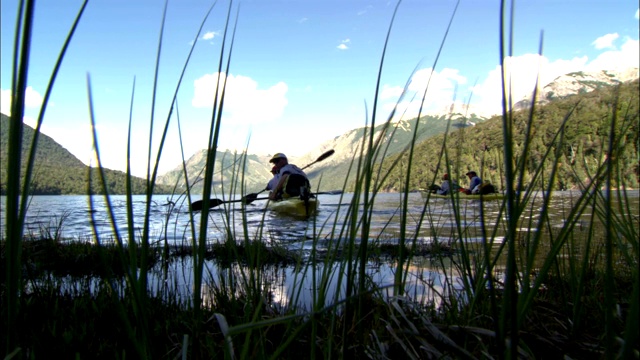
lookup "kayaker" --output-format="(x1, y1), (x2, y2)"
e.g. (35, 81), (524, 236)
(268, 153), (311, 200)
(436, 173), (451, 195)
(460, 171), (482, 194)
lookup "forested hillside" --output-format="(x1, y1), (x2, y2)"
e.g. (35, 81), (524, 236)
(0, 113), (172, 195)
(376, 80), (639, 192)
(299, 113), (485, 191)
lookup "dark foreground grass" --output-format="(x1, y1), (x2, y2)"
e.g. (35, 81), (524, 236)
(1, 243), (634, 359)
(2, 238), (636, 358)
(1, 284), (379, 359)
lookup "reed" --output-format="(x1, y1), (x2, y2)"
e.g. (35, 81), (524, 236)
(2, 0), (638, 358)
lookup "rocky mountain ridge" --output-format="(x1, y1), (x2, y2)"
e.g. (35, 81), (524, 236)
(515, 67), (639, 110)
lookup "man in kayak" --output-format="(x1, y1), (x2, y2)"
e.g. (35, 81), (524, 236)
(436, 173), (451, 195)
(460, 171), (482, 194)
(268, 153), (311, 200)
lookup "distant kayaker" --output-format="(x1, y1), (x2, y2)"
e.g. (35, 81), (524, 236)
(437, 173), (451, 195)
(460, 171), (482, 194)
(268, 153), (311, 200)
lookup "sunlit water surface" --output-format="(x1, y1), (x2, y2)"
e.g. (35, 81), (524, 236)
(4, 191), (638, 309)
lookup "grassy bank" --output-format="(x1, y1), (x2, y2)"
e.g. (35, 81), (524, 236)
(1, 230), (636, 358)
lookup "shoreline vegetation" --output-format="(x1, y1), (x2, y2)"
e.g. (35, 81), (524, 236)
(1, 232), (636, 358)
(2, 1), (638, 359)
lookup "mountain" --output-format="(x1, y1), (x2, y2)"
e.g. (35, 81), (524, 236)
(156, 149), (274, 194)
(155, 113), (485, 193)
(157, 68), (639, 194)
(514, 68), (639, 110)
(0, 113), (172, 195)
(303, 68), (640, 191)
(378, 78), (639, 191)
(294, 113), (485, 190)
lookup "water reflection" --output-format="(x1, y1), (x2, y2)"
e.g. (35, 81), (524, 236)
(162, 257), (463, 312)
(11, 190), (638, 312)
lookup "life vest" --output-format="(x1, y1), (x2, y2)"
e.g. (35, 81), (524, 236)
(277, 164), (310, 199)
(477, 182), (496, 195)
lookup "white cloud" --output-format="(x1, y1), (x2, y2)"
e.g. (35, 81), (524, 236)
(378, 28), (640, 121)
(587, 37), (639, 71)
(202, 31), (219, 41)
(462, 54), (589, 117)
(54, 121), (168, 177)
(21, 117), (95, 166)
(635, 9), (639, 19)
(25, 86), (43, 107)
(191, 73), (288, 124)
(337, 39), (350, 50)
(93, 126), (155, 175)
(380, 84), (403, 100)
(592, 33), (619, 50)
(0, 86), (44, 115)
(382, 68), (470, 119)
(408, 68), (467, 93)
(463, 37), (638, 117)
(297, 17), (308, 24)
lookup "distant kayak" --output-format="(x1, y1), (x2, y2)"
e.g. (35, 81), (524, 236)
(420, 191), (505, 201)
(267, 197), (319, 218)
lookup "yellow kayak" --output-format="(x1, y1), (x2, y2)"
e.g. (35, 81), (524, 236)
(267, 197), (319, 217)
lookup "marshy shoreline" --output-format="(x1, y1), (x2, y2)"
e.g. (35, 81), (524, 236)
(1, 224), (635, 359)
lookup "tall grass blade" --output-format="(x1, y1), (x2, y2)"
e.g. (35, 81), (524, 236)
(5, 0), (87, 354)
(193, 0), (236, 353)
(4, 0), (35, 352)
(603, 87), (618, 359)
(499, 1), (519, 356)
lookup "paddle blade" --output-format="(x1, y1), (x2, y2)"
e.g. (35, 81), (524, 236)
(190, 198), (224, 211)
(301, 149), (335, 170)
(242, 193), (259, 204)
(242, 189), (266, 203)
(316, 149), (334, 162)
(191, 201), (204, 211)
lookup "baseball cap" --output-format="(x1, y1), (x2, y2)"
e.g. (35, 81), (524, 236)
(269, 153), (287, 163)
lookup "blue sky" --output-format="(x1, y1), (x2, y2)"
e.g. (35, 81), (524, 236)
(1, 0), (638, 177)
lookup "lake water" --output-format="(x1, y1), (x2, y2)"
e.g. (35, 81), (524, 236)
(2, 190), (638, 249)
(0, 192), (455, 244)
(4, 191), (638, 309)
